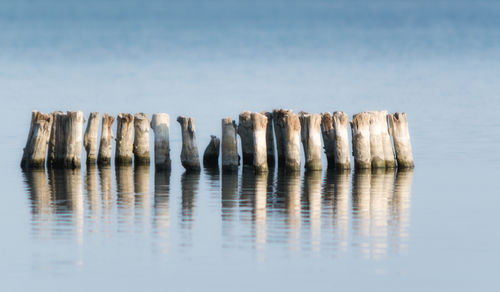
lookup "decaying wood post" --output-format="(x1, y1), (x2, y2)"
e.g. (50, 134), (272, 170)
(272, 109), (285, 167)
(97, 114), (115, 166)
(351, 112), (371, 169)
(332, 111), (351, 170)
(221, 117), (239, 172)
(320, 112), (336, 168)
(47, 111), (66, 168)
(238, 111), (254, 166)
(203, 135), (220, 168)
(115, 113), (134, 165)
(21, 110), (53, 169)
(262, 111), (275, 167)
(133, 113), (150, 165)
(251, 112), (268, 173)
(389, 112), (414, 168)
(379, 111), (396, 168)
(150, 113), (171, 171)
(83, 112), (100, 164)
(299, 112), (322, 171)
(62, 111), (85, 169)
(368, 111), (386, 169)
(274, 109), (301, 172)
(177, 116), (201, 171)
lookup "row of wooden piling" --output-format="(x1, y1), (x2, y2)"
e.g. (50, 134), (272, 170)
(21, 109), (414, 172)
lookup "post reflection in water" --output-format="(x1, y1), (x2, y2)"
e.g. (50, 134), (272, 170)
(221, 171), (238, 248)
(180, 171), (200, 248)
(22, 164), (414, 260)
(303, 171), (322, 253)
(134, 165), (151, 234)
(85, 165), (99, 232)
(116, 165), (134, 230)
(154, 170), (170, 255)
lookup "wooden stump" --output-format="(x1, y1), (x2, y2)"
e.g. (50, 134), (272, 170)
(133, 113), (150, 165)
(177, 116), (201, 171)
(389, 112), (414, 168)
(351, 112), (371, 169)
(274, 109), (301, 172)
(47, 111), (66, 168)
(21, 110), (53, 169)
(63, 111), (85, 169)
(320, 112), (336, 168)
(252, 112), (268, 173)
(299, 112), (322, 171)
(332, 111), (351, 170)
(83, 112), (100, 164)
(368, 111), (386, 169)
(221, 117), (239, 172)
(115, 113), (134, 165)
(238, 111), (254, 166)
(150, 113), (171, 171)
(203, 135), (220, 168)
(379, 111), (396, 168)
(272, 109), (285, 167)
(97, 114), (115, 166)
(262, 111), (275, 167)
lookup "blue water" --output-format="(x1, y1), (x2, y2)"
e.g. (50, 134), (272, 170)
(1, 1), (499, 291)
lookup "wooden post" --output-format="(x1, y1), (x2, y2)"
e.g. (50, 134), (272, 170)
(379, 111), (396, 168)
(238, 111), (254, 166)
(368, 111), (386, 169)
(351, 112), (371, 169)
(274, 109), (301, 172)
(389, 112), (414, 168)
(97, 114), (115, 166)
(299, 112), (322, 171)
(133, 113), (150, 165)
(83, 112), (100, 164)
(203, 135), (220, 168)
(21, 110), (53, 169)
(332, 111), (351, 170)
(115, 113), (134, 165)
(221, 117), (239, 172)
(150, 113), (171, 171)
(251, 112), (268, 173)
(320, 112), (336, 168)
(63, 111), (85, 169)
(272, 109), (285, 167)
(177, 116), (201, 171)
(262, 111), (275, 167)
(47, 111), (66, 168)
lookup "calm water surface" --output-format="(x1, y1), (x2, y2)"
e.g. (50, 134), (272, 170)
(1, 0), (500, 291)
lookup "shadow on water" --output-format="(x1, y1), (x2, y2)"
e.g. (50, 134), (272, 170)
(22, 166), (414, 257)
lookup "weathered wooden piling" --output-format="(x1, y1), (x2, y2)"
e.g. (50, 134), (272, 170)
(251, 112), (268, 173)
(203, 135), (220, 168)
(379, 111), (396, 168)
(320, 112), (336, 168)
(274, 109), (301, 172)
(262, 112), (275, 167)
(351, 112), (371, 169)
(83, 112), (100, 164)
(47, 111), (66, 168)
(97, 114), (115, 166)
(389, 112), (414, 168)
(221, 117), (239, 172)
(368, 111), (386, 169)
(272, 109), (285, 167)
(177, 116), (201, 171)
(332, 111), (351, 170)
(115, 113), (134, 165)
(133, 113), (150, 165)
(21, 110), (53, 169)
(299, 112), (322, 171)
(238, 111), (254, 166)
(63, 111), (85, 169)
(150, 113), (171, 171)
